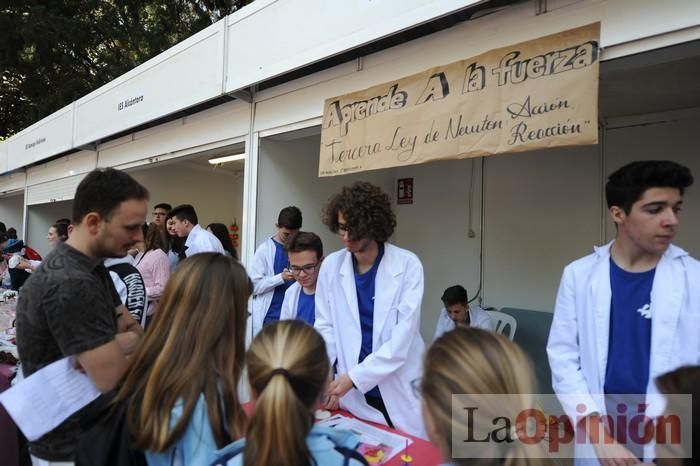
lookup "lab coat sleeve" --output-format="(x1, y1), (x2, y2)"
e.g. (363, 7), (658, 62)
(349, 256), (424, 394)
(250, 242), (285, 296)
(547, 265), (600, 419)
(314, 261), (337, 367)
(433, 308), (449, 341)
(479, 309), (496, 331)
(280, 285), (296, 320)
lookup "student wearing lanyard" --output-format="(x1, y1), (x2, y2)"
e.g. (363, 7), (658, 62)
(280, 231), (323, 326)
(315, 181), (426, 438)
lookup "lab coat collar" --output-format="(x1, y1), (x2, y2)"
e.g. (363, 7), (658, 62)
(593, 240), (688, 260)
(589, 240), (686, 391)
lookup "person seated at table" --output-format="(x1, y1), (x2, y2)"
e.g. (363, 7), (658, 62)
(16, 223), (70, 273)
(421, 327), (551, 466)
(112, 253), (249, 466)
(433, 284), (495, 340)
(211, 320), (368, 466)
(0, 235), (32, 290)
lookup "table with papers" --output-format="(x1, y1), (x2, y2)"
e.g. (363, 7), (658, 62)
(243, 402), (442, 465)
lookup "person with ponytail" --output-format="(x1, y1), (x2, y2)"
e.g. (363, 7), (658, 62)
(115, 253), (249, 466)
(212, 320), (368, 466)
(421, 327), (553, 466)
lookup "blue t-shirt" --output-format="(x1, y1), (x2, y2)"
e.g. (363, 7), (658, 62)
(296, 290), (316, 326)
(354, 243), (385, 398)
(604, 258), (654, 397)
(264, 238), (292, 324)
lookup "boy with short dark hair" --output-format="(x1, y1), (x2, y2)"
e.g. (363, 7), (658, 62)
(548, 160), (699, 465)
(280, 231), (323, 326)
(169, 204), (224, 257)
(16, 167), (148, 463)
(432, 284), (494, 340)
(250, 206), (302, 336)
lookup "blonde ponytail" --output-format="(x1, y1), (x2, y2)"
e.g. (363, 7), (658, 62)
(244, 321), (329, 466)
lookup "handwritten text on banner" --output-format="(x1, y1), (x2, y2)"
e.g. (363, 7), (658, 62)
(319, 23), (600, 177)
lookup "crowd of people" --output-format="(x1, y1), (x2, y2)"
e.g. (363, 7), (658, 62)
(3, 159), (699, 466)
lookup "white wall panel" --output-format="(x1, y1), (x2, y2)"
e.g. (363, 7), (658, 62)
(26, 151), (96, 186)
(74, 21), (226, 147)
(600, 0), (700, 51)
(603, 115), (700, 257)
(482, 146), (601, 312)
(26, 174), (85, 205)
(254, 0), (700, 133)
(225, 0), (482, 93)
(0, 172), (27, 194)
(0, 141), (7, 175)
(7, 104), (74, 171)
(98, 100), (249, 169)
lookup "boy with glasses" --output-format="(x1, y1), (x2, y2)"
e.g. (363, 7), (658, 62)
(279, 232), (323, 325)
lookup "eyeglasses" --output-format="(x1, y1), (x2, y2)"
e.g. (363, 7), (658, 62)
(289, 263), (318, 275)
(337, 222), (350, 236)
(410, 377), (422, 400)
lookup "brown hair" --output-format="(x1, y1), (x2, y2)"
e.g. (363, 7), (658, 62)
(285, 231), (323, 259)
(143, 223), (169, 253)
(322, 181), (396, 242)
(656, 366), (700, 466)
(422, 327), (551, 466)
(117, 253), (249, 451)
(244, 320), (330, 466)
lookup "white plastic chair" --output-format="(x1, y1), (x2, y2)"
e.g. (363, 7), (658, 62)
(487, 310), (517, 341)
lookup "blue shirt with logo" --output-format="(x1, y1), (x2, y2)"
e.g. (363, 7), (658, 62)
(604, 258), (654, 396)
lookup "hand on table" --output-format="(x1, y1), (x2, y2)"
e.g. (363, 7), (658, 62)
(329, 373), (354, 399)
(324, 394), (340, 410)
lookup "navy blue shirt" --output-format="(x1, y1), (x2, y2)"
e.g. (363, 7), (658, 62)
(264, 238), (291, 325)
(604, 258), (654, 396)
(354, 243), (385, 398)
(296, 290), (315, 326)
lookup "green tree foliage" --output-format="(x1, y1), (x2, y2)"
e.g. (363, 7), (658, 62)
(0, 0), (253, 139)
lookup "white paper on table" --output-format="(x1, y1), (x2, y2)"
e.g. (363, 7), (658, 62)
(317, 414), (413, 460)
(0, 356), (101, 441)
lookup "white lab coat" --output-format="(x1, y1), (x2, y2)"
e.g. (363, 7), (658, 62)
(432, 303), (495, 340)
(184, 224), (225, 257)
(280, 281), (304, 320)
(315, 243), (426, 438)
(250, 237), (286, 338)
(547, 241), (700, 464)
